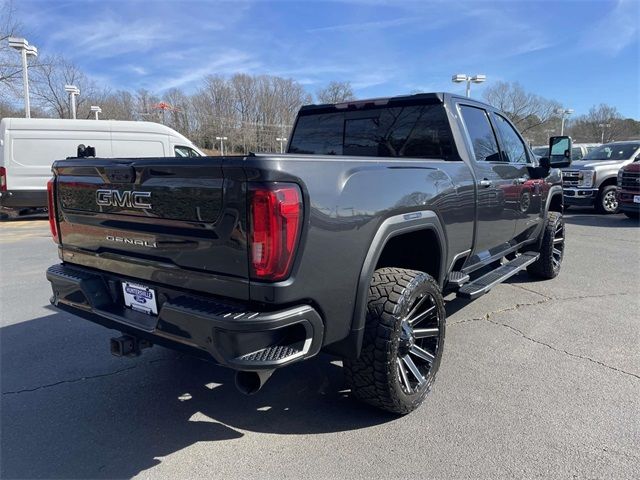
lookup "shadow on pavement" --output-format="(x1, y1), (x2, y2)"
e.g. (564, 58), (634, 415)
(0, 312), (396, 479)
(563, 212), (638, 228)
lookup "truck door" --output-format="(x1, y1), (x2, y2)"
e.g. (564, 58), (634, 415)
(457, 104), (518, 262)
(490, 112), (542, 242)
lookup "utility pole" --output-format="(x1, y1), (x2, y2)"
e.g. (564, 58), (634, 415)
(598, 123), (611, 143)
(9, 37), (38, 118)
(276, 137), (287, 154)
(451, 74), (486, 97)
(90, 106), (102, 120)
(554, 108), (574, 135)
(216, 136), (228, 156)
(65, 85), (80, 119)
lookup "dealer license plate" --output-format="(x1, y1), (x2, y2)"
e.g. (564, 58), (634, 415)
(122, 281), (158, 315)
(633, 195), (640, 204)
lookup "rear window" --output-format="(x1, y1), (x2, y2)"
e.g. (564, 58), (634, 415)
(289, 104), (455, 159)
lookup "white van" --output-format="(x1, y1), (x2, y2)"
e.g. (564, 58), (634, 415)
(0, 118), (204, 211)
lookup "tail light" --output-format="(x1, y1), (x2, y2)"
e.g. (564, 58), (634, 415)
(0, 166), (6, 192)
(47, 178), (59, 244)
(249, 183), (302, 281)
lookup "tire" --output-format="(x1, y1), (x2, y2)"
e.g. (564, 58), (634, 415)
(624, 211), (639, 220)
(343, 267), (445, 415)
(527, 211), (565, 279)
(595, 185), (619, 214)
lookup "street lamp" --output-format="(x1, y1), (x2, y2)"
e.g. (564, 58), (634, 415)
(276, 137), (287, 154)
(598, 123), (611, 143)
(8, 37), (38, 118)
(64, 85), (80, 119)
(451, 74), (486, 97)
(215, 136), (228, 156)
(554, 108), (574, 136)
(90, 106), (102, 120)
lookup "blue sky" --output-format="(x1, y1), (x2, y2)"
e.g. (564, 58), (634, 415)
(15, 0), (640, 118)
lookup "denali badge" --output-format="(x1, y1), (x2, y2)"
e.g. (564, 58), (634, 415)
(106, 235), (157, 248)
(96, 189), (151, 209)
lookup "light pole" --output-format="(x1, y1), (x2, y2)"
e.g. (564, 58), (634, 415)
(216, 136), (227, 156)
(451, 74), (486, 97)
(276, 137), (287, 154)
(554, 108), (574, 135)
(9, 37), (38, 118)
(598, 123), (610, 143)
(64, 85), (80, 119)
(90, 106), (102, 120)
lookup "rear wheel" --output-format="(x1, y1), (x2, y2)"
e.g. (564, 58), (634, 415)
(343, 268), (445, 415)
(596, 185), (619, 214)
(527, 211), (564, 279)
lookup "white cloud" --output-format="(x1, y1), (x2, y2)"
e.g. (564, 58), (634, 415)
(580, 0), (639, 55)
(308, 17), (418, 33)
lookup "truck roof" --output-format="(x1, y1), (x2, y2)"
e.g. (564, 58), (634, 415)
(299, 92), (493, 114)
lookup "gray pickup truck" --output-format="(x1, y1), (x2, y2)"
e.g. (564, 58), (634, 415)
(45, 93), (569, 414)
(562, 141), (640, 213)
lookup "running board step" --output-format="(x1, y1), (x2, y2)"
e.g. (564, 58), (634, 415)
(446, 271), (470, 290)
(457, 252), (540, 300)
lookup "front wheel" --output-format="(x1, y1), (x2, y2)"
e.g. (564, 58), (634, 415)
(343, 268), (445, 415)
(527, 211), (565, 279)
(596, 185), (619, 214)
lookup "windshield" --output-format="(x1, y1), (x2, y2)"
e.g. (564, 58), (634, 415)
(289, 103), (455, 159)
(582, 143), (640, 161)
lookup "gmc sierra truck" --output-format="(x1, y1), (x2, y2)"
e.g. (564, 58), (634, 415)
(46, 93), (568, 414)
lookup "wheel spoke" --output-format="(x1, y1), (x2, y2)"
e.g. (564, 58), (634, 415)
(413, 327), (439, 338)
(410, 345), (435, 364)
(405, 295), (427, 321)
(397, 357), (412, 392)
(402, 355), (425, 386)
(553, 237), (564, 244)
(408, 304), (436, 326)
(552, 247), (562, 257)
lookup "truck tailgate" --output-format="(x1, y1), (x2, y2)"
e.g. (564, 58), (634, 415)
(53, 157), (249, 299)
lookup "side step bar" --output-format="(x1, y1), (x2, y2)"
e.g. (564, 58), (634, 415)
(457, 252), (540, 300)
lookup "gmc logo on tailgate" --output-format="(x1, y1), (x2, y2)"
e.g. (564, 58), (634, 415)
(96, 189), (152, 209)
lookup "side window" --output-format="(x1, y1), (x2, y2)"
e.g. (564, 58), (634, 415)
(492, 114), (528, 164)
(174, 145), (201, 157)
(459, 105), (502, 162)
(572, 147), (584, 160)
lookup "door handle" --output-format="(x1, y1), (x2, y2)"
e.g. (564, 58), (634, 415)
(479, 179), (493, 188)
(514, 177), (528, 185)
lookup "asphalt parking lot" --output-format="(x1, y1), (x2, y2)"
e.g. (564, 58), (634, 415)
(1, 212), (638, 479)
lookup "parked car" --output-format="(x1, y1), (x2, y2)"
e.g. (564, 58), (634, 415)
(562, 141), (640, 213)
(45, 93), (568, 415)
(617, 161), (640, 219)
(532, 143), (598, 161)
(0, 118), (203, 215)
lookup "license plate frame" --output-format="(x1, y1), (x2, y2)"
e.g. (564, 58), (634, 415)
(633, 195), (640, 204)
(122, 281), (158, 316)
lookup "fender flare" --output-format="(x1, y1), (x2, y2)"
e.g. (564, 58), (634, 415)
(348, 210), (447, 356)
(545, 185), (564, 213)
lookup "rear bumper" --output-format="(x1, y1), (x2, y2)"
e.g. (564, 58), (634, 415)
(46, 263), (324, 371)
(0, 189), (47, 208)
(563, 188), (597, 206)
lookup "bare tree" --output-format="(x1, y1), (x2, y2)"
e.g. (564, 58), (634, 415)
(569, 104), (640, 143)
(0, 0), (26, 101)
(316, 81), (355, 104)
(483, 81), (561, 138)
(30, 55), (101, 118)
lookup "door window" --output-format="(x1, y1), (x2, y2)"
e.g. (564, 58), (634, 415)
(492, 114), (529, 164)
(459, 105), (502, 162)
(174, 145), (201, 157)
